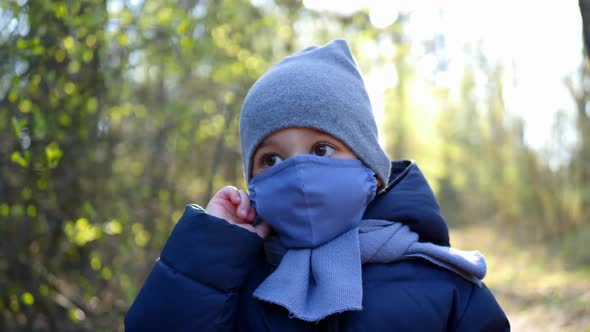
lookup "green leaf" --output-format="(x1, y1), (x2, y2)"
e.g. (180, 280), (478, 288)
(45, 142), (63, 168)
(33, 110), (47, 139)
(104, 219), (123, 235)
(11, 116), (27, 138)
(11, 151), (29, 167)
(18, 99), (32, 113)
(21, 292), (34, 306)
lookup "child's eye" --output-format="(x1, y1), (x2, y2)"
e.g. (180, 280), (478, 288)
(262, 154), (284, 167)
(312, 143), (335, 157)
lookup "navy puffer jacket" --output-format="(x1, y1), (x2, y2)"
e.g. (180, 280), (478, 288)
(125, 161), (510, 331)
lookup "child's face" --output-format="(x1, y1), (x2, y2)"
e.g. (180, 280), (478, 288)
(251, 127), (358, 177)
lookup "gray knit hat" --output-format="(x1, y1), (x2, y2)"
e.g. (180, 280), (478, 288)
(239, 39), (390, 187)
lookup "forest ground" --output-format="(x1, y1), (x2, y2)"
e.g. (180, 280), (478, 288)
(451, 225), (590, 332)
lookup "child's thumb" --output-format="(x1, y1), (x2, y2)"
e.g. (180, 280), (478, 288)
(254, 221), (272, 239)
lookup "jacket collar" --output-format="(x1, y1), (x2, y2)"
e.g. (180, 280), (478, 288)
(363, 160), (450, 246)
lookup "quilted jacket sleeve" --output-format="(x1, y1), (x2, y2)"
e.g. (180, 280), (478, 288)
(125, 204), (264, 332)
(454, 283), (510, 332)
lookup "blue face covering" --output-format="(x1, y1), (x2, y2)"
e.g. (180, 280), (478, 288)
(248, 154), (378, 249)
(247, 154), (487, 322)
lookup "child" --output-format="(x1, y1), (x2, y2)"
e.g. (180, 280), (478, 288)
(126, 39), (510, 331)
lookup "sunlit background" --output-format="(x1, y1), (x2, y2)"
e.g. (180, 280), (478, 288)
(1, 0), (589, 331)
(302, 0), (584, 161)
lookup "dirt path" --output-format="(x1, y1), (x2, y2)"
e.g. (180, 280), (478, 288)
(450, 225), (590, 332)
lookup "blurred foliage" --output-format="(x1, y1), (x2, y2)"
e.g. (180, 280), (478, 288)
(0, 0), (589, 330)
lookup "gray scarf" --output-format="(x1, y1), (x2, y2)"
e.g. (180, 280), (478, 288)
(254, 219), (486, 322)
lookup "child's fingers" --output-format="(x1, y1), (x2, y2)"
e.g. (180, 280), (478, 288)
(237, 189), (250, 219)
(213, 186), (241, 204)
(224, 186), (241, 205)
(246, 206), (256, 222)
(254, 221), (272, 239)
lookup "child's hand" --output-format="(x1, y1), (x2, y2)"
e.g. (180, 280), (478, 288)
(206, 186), (271, 239)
